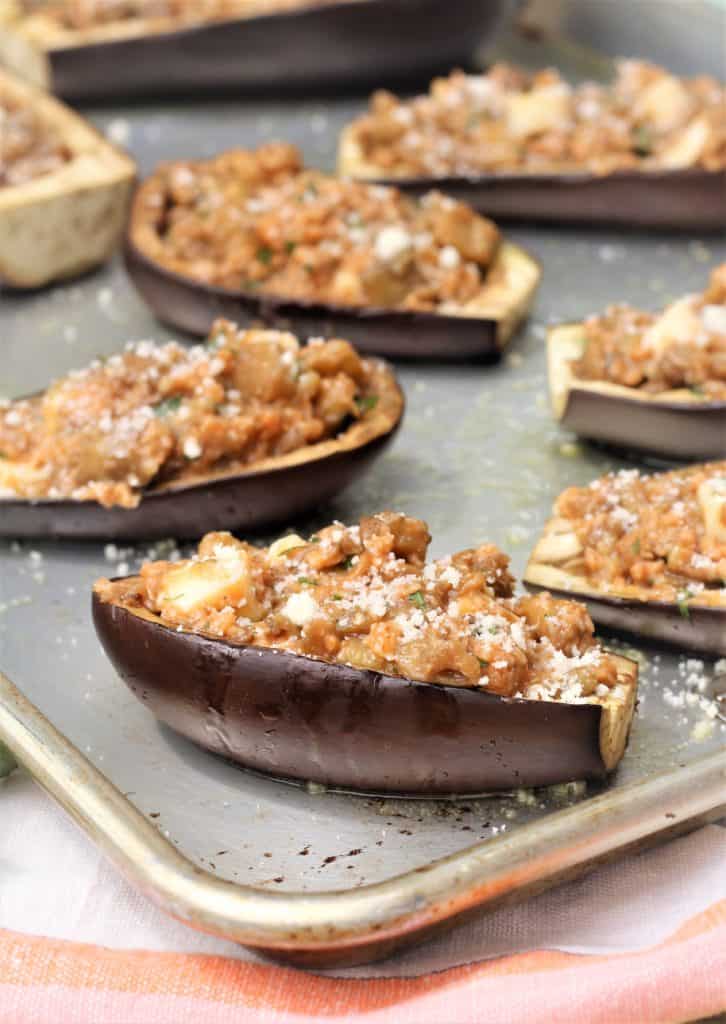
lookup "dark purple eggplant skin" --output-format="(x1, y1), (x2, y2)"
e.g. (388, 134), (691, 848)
(124, 240), (504, 362)
(561, 388), (726, 461)
(0, 420), (399, 541)
(358, 168), (726, 230)
(525, 582), (726, 658)
(92, 590), (618, 795)
(45, 0), (506, 101)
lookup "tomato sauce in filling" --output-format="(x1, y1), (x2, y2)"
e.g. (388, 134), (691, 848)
(96, 512), (624, 702)
(572, 264), (726, 400)
(548, 463), (726, 602)
(0, 319), (394, 508)
(349, 61), (725, 175)
(134, 143), (502, 311)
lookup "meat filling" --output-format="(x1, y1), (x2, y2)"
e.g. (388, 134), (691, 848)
(571, 264), (726, 400)
(0, 93), (69, 187)
(134, 143), (502, 312)
(21, 0), (349, 29)
(96, 512), (622, 702)
(0, 319), (391, 508)
(348, 61), (725, 176)
(541, 463), (726, 603)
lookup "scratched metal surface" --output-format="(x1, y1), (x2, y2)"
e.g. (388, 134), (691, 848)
(1, 2), (725, 894)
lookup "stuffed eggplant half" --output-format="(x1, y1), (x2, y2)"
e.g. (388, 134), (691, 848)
(0, 65), (134, 287)
(0, 320), (403, 539)
(93, 512), (638, 795)
(548, 265), (726, 460)
(125, 144), (541, 361)
(525, 462), (726, 656)
(339, 61), (726, 229)
(0, 0), (506, 100)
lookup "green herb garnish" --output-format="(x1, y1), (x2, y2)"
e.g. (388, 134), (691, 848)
(409, 590), (426, 610)
(256, 246), (273, 265)
(332, 593), (343, 601)
(488, 625), (499, 635)
(356, 395), (379, 414)
(153, 396), (182, 418)
(298, 576), (317, 586)
(285, 241), (297, 254)
(309, 534), (320, 543)
(677, 590), (691, 619)
(690, 384), (705, 397)
(341, 555), (356, 570)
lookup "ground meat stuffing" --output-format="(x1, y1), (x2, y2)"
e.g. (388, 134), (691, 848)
(28, 0), (364, 30)
(572, 264), (726, 400)
(135, 143), (501, 312)
(348, 61), (725, 176)
(0, 319), (389, 508)
(0, 94), (70, 187)
(546, 463), (726, 605)
(96, 512), (623, 702)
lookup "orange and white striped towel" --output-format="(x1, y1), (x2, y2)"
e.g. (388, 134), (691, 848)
(1, 770), (725, 1024)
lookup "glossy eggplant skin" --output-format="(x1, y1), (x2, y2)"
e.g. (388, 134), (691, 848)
(93, 593), (623, 795)
(125, 240), (505, 363)
(561, 389), (726, 461)
(41, 0), (506, 100)
(345, 168), (726, 230)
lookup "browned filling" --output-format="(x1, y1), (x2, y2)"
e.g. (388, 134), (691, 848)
(546, 463), (726, 602)
(95, 512), (624, 702)
(572, 265), (726, 400)
(0, 319), (399, 508)
(0, 94), (70, 187)
(132, 143), (502, 312)
(23, 0), (360, 29)
(348, 61), (725, 176)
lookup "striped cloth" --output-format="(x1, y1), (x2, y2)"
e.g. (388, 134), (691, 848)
(1, 772), (725, 1024)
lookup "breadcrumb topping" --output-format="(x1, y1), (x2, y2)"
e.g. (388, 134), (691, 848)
(0, 319), (392, 508)
(96, 512), (624, 702)
(348, 61), (725, 176)
(573, 264), (726, 400)
(134, 143), (502, 313)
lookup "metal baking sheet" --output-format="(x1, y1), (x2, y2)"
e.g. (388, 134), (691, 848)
(1, 2), (725, 966)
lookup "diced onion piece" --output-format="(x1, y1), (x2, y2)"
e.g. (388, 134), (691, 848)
(268, 534), (307, 559)
(658, 116), (710, 169)
(633, 75), (693, 133)
(505, 84), (571, 140)
(698, 477), (726, 544)
(157, 548), (255, 615)
(642, 296), (702, 355)
(701, 304), (726, 336)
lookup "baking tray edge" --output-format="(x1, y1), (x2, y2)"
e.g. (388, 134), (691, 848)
(1, 668), (724, 968)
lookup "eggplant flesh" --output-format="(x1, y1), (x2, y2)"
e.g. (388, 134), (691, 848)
(0, 67), (134, 288)
(92, 588), (638, 795)
(525, 523), (726, 658)
(547, 324), (726, 461)
(124, 236), (541, 362)
(0, 360), (403, 541)
(338, 129), (726, 231)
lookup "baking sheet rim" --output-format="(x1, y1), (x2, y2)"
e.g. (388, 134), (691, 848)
(1, 668), (725, 966)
